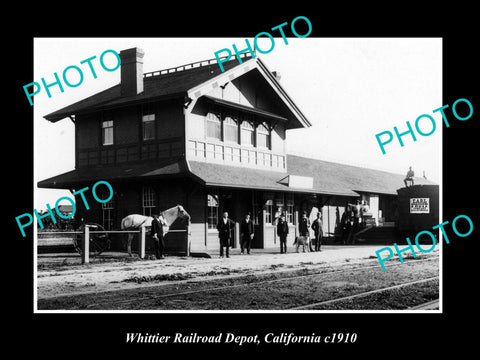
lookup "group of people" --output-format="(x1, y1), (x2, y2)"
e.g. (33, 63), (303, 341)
(216, 210), (324, 257)
(284, 212), (323, 253)
(339, 200), (370, 244)
(216, 211), (253, 258)
(151, 200), (374, 259)
(149, 211), (253, 260)
(149, 210), (252, 260)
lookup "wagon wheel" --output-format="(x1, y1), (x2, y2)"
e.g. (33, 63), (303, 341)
(73, 223), (110, 257)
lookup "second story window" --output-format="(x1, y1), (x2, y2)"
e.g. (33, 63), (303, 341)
(102, 120), (114, 146)
(206, 112), (221, 140)
(224, 116), (238, 143)
(241, 120), (254, 146)
(257, 122), (270, 149)
(142, 114), (155, 141)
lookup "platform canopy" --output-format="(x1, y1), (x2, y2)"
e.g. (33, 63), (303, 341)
(37, 160), (188, 189)
(187, 154), (437, 197)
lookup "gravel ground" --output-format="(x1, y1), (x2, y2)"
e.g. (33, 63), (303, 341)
(37, 245), (434, 298)
(36, 245), (439, 311)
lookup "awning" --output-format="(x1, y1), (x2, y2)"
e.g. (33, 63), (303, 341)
(188, 160), (359, 197)
(37, 160), (188, 189)
(201, 95), (289, 123)
(188, 155), (438, 197)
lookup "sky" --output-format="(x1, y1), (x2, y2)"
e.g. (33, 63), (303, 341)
(34, 37), (442, 210)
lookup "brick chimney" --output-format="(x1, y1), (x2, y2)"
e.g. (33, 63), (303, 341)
(119, 47), (144, 96)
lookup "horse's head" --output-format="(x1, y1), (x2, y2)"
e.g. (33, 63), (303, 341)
(177, 205), (191, 222)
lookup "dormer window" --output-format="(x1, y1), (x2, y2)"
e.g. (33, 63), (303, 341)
(241, 120), (254, 147)
(257, 122), (270, 149)
(206, 112), (221, 140)
(224, 116), (239, 143)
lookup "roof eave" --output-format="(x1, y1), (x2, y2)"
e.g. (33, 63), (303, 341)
(186, 57), (312, 130)
(255, 57), (312, 129)
(44, 91), (188, 123)
(198, 180), (357, 197)
(201, 95), (289, 123)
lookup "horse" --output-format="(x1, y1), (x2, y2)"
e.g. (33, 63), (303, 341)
(293, 235), (311, 253)
(120, 205), (191, 256)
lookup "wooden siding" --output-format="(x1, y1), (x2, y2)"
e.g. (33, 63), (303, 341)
(71, 182), (401, 253)
(185, 68), (288, 172)
(75, 100), (185, 167)
(271, 124), (285, 154)
(76, 113), (99, 149)
(186, 184), (207, 253)
(77, 138), (184, 167)
(156, 101), (184, 140)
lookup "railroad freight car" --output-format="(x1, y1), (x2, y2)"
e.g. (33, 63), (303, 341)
(396, 184), (440, 242)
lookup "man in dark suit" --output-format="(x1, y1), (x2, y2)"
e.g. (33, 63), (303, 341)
(311, 212), (323, 251)
(217, 211), (235, 258)
(240, 213), (254, 255)
(151, 213), (165, 259)
(277, 213), (289, 254)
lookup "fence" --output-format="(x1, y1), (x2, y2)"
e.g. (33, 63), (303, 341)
(38, 226), (190, 264)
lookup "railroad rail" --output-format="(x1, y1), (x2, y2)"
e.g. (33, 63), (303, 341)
(39, 255), (439, 300)
(407, 299), (439, 310)
(290, 277), (439, 310)
(55, 255), (439, 310)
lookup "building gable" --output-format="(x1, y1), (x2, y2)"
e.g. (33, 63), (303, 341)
(186, 58), (311, 130)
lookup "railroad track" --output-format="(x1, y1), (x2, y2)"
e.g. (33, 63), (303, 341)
(407, 299), (439, 310)
(38, 255), (439, 300)
(76, 255), (439, 310)
(290, 277), (439, 310)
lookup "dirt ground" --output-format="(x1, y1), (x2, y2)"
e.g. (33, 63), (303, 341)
(37, 245), (440, 302)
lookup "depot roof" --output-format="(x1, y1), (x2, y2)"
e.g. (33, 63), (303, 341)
(37, 160), (189, 189)
(44, 55), (311, 130)
(44, 59), (244, 122)
(188, 155), (436, 196)
(38, 154), (436, 196)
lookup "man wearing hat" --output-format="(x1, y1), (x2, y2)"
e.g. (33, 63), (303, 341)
(151, 213), (166, 259)
(240, 212), (254, 254)
(277, 213), (289, 254)
(404, 166), (415, 187)
(216, 211), (235, 258)
(311, 212), (323, 251)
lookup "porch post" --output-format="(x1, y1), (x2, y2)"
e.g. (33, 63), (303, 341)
(186, 225), (191, 257)
(82, 226), (90, 264)
(139, 227), (146, 259)
(234, 222), (240, 249)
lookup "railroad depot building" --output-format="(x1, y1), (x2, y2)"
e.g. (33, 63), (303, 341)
(38, 47), (437, 253)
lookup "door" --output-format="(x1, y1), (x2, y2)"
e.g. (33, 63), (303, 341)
(262, 199), (276, 248)
(369, 195), (379, 225)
